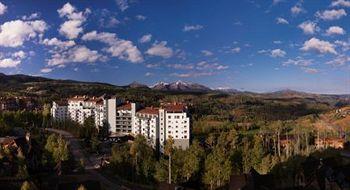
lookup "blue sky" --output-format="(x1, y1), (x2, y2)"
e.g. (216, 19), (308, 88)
(0, 0), (349, 94)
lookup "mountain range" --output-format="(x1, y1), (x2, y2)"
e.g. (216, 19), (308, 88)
(0, 73), (349, 99)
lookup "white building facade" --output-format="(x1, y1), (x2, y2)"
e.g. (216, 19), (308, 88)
(159, 103), (190, 152)
(51, 101), (68, 121)
(52, 97), (190, 153)
(52, 96), (106, 126)
(134, 107), (160, 149)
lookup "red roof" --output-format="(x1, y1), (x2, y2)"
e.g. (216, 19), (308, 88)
(117, 102), (132, 110)
(54, 100), (68, 106)
(137, 107), (159, 115)
(162, 103), (187, 112)
(68, 96), (88, 101)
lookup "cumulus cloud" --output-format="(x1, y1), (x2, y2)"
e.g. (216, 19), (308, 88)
(0, 58), (21, 68)
(326, 26), (345, 35)
(0, 20), (47, 47)
(298, 21), (319, 35)
(231, 47), (241, 53)
(283, 57), (313, 66)
(57, 3), (90, 39)
(42, 38), (76, 50)
(326, 55), (350, 66)
(291, 5), (304, 15)
(316, 9), (347, 21)
(139, 34), (152, 43)
(47, 45), (102, 67)
(145, 41), (173, 58)
(22, 13), (40, 20)
(59, 20), (84, 39)
(331, 0), (350, 7)
(12, 51), (26, 59)
(335, 40), (350, 51)
(135, 15), (146, 21)
(168, 64), (194, 70)
(146, 63), (160, 68)
(301, 38), (337, 54)
(82, 31), (143, 63)
(270, 49), (286, 57)
(183, 24), (204, 32)
(302, 67), (318, 74)
(145, 72), (153, 77)
(116, 0), (129, 11)
(0, 2), (7, 15)
(276, 17), (289, 24)
(196, 61), (229, 70)
(201, 50), (213, 56)
(170, 72), (215, 78)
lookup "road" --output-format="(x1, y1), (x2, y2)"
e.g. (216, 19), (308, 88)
(45, 128), (127, 190)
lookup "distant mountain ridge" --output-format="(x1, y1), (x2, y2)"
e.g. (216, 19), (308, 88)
(125, 81), (150, 89)
(151, 80), (212, 92)
(0, 73), (348, 97)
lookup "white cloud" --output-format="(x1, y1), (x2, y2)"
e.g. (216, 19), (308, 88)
(135, 15), (146, 21)
(301, 37), (337, 54)
(22, 13), (40, 20)
(146, 41), (173, 58)
(291, 5), (304, 15)
(276, 17), (289, 24)
(0, 58), (21, 68)
(258, 49), (269, 54)
(283, 57), (313, 66)
(116, 0), (129, 11)
(0, 2), (7, 15)
(57, 3), (90, 39)
(146, 63), (160, 68)
(139, 34), (152, 43)
(183, 24), (204, 32)
(331, 0), (350, 7)
(12, 51), (26, 59)
(170, 72), (215, 78)
(201, 50), (213, 56)
(47, 45), (102, 67)
(326, 26), (345, 35)
(59, 20), (84, 39)
(40, 68), (53, 73)
(326, 55), (350, 66)
(0, 20), (47, 47)
(42, 38), (76, 50)
(302, 67), (318, 74)
(196, 61), (229, 70)
(335, 40), (350, 51)
(270, 49), (286, 57)
(298, 21), (319, 35)
(231, 47), (241, 53)
(316, 9), (347, 21)
(273, 40), (282, 44)
(145, 72), (153, 77)
(82, 31), (143, 63)
(168, 64), (194, 70)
